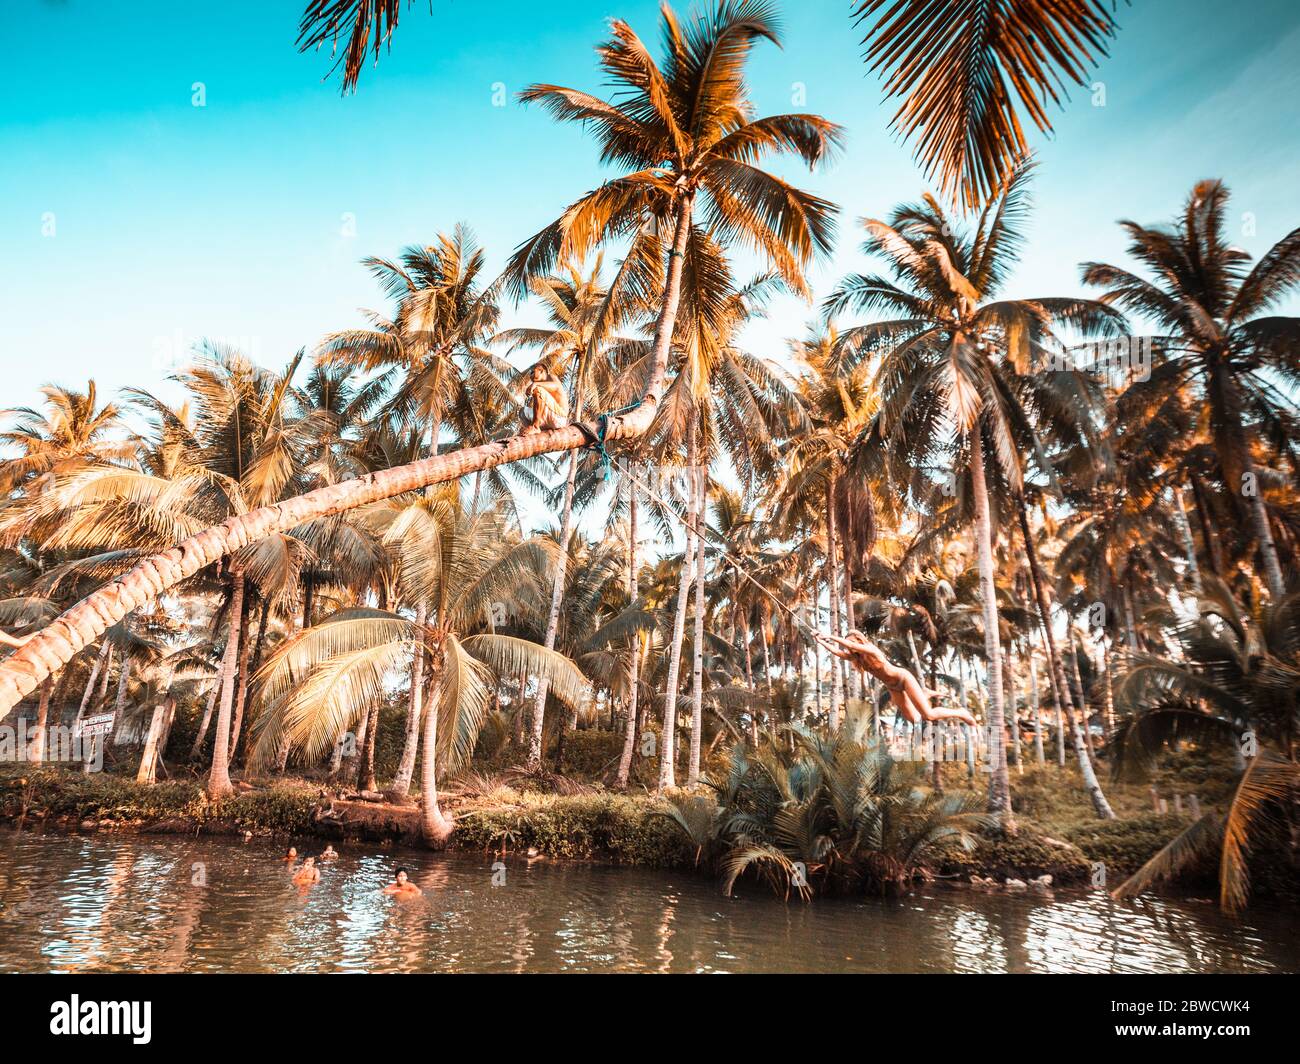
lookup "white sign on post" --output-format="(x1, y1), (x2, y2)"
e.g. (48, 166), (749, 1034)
(80, 713), (115, 738)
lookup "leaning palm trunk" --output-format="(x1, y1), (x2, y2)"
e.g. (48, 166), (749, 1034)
(389, 601), (427, 800)
(207, 569), (245, 798)
(688, 465), (707, 787)
(528, 447), (579, 766)
(0, 200), (695, 721)
(969, 425), (1013, 822)
(1240, 446), (1286, 599)
(1018, 502), (1115, 818)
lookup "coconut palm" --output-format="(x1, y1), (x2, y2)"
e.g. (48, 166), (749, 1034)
(495, 257), (644, 766)
(0, 2), (839, 721)
(0, 382), (134, 496)
(1082, 180), (1300, 599)
(250, 489), (589, 844)
(828, 162), (1124, 820)
(1110, 578), (1300, 912)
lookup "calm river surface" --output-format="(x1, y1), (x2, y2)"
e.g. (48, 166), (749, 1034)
(0, 829), (1294, 973)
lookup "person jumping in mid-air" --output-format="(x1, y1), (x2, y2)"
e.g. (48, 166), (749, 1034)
(519, 363), (568, 434)
(816, 630), (977, 727)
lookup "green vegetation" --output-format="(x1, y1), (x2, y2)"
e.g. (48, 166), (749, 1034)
(0, 2), (1296, 917)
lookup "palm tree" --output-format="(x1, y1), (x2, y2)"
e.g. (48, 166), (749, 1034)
(0, 1), (839, 721)
(11, 350), (310, 796)
(250, 490), (588, 844)
(853, 0), (1122, 207)
(1110, 579), (1300, 912)
(1082, 180), (1300, 599)
(0, 382), (133, 495)
(495, 258), (642, 766)
(829, 162), (1124, 820)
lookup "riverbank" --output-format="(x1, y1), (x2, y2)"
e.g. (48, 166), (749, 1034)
(0, 763), (1209, 891)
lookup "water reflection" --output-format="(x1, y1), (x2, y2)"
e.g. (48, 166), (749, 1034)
(0, 830), (1294, 974)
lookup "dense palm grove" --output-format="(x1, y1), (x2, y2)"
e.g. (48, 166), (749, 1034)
(2, 2), (1297, 911)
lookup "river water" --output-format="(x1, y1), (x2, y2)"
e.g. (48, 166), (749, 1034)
(0, 830), (1294, 973)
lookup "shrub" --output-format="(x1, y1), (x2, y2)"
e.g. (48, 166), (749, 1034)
(453, 791), (690, 866)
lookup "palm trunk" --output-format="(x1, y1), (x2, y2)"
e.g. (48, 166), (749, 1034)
(1238, 436), (1286, 598)
(825, 477), (844, 732)
(1018, 502), (1114, 817)
(658, 439), (698, 792)
(688, 464), (707, 787)
(359, 702), (379, 792)
(110, 654), (130, 735)
(616, 479), (640, 789)
(1068, 640), (1094, 755)
(1005, 645), (1021, 772)
(95, 645), (113, 710)
(958, 658), (975, 779)
(839, 491), (859, 702)
(420, 656), (454, 846)
(76, 640), (110, 722)
(1191, 476), (1225, 578)
(228, 588), (255, 760)
(28, 676), (52, 764)
(190, 677), (220, 760)
(1171, 486), (1203, 595)
(206, 568), (245, 799)
(528, 446), (581, 765)
(137, 695), (175, 785)
(968, 424), (1013, 823)
(390, 601), (427, 800)
(1029, 645), (1045, 765)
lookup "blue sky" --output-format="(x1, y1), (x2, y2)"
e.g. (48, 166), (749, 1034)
(3, 0), (1299, 418)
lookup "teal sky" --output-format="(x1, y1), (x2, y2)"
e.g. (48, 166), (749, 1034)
(3, 0), (1299, 411)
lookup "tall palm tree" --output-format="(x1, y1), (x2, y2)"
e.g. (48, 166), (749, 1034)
(0, 1), (839, 721)
(1082, 180), (1300, 599)
(830, 163), (1123, 820)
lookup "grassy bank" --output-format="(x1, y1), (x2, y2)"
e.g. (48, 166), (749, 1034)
(0, 741), (1258, 898)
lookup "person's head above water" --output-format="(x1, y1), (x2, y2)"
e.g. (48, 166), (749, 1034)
(285, 846), (297, 858)
(302, 856), (315, 866)
(394, 868), (409, 884)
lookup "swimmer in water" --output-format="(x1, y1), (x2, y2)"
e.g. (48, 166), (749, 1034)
(282, 846), (298, 862)
(291, 856), (320, 885)
(381, 868), (422, 897)
(320, 845), (339, 861)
